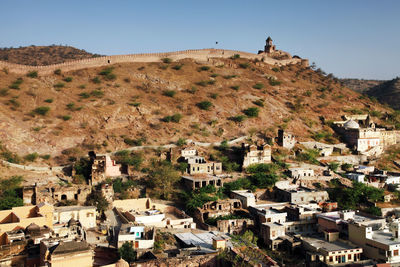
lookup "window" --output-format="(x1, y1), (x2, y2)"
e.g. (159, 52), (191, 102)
(348, 254), (351, 260)
(329, 256), (333, 262)
(394, 250), (399, 256)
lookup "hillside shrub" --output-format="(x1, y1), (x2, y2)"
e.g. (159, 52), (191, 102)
(62, 115), (71, 121)
(170, 63), (183, 70)
(0, 89), (8, 96)
(90, 90), (104, 98)
(223, 75), (237, 79)
(231, 85), (240, 91)
(196, 101), (213, 110)
(209, 93), (218, 99)
(92, 77), (101, 84)
(269, 79), (281, 86)
(231, 54), (240, 59)
(163, 90), (176, 97)
(253, 83), (264, 90)
(9, 78), (23, 90)
(239, 63), (250, 69)
(198, 66), (210, 72)
(253, 99), (264, 107)
(44, 98), (53, 103)
(63, 77), (73, 82)
(79, 92), (90, 99)
(33, 106), (50, 116)
(161, 58), (172, 64)
(26, 71), (38, 78)
(162, 113), (182, 123)
(24, 152), (39, 162)
(99, 67), (116, 81)
(54, 69), (61, 75)
(243, 107), (259, 117)
(54, 82), (65, 89)
(272, 67), (280, 72)
(229, 115), (246, 123)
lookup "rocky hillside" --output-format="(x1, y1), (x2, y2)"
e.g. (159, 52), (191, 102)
(365, 78), (400, 110)
(342, 77), (400, 110)
(0, 45), (101, 66)
(0, 56), (394, 165)
(340, 78), (385, 93)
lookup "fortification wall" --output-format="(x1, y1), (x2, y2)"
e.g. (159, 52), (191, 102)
(0, 49), (306, 75)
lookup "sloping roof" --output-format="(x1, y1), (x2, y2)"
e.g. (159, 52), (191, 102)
(51, 241), (90, 255)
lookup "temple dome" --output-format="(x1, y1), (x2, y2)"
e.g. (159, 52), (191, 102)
(344, 120), (360, 129)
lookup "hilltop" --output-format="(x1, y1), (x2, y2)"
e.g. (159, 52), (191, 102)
(0, 45), (101, 66)
(0, 49), (396, 166)
(342, 77), (400, 110)
(340, 78), (385, 93)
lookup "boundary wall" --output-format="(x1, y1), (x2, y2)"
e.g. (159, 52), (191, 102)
(0, 48), (307, 75)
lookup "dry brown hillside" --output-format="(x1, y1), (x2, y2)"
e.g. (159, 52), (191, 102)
(0, 56), (393, 165)
(0, 45), (101, 66)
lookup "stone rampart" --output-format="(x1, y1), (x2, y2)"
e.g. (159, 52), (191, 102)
(0, 48), (306, 75)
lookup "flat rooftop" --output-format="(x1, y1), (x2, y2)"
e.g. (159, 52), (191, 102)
(317, 211), (377, 224)
(302, 237), (359, 252)
(54, 206), (96, 212)
(370, 230), (400, 246)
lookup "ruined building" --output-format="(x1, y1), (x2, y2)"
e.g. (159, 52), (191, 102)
(278, 129), (296, 149)
(177, 147), (222, 175)
(264, 36), (276, 53)
(194, 199), (253, 234)
(89, 151), (123, 186)
(241, 143), (271, 168)
(23, 184), (92, 205)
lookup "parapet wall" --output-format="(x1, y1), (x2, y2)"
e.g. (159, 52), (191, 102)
(0, 48), (307, 75)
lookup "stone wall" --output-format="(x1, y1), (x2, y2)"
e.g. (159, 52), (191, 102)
(0, 49), (306, 75)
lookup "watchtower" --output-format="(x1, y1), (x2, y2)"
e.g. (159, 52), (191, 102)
(264, 36), (276, 53)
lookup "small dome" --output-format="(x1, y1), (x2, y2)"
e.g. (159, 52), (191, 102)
(115, 259), (129, 267)
(344, 120), (360, 129)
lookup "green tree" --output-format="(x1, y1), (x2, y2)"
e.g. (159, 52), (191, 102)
(148, 161), (181, 200)
(119, 242), (137, 263)
(85, 190), (109, 214)
(243, 107), (259, 117)
(329, 162), (340, 172)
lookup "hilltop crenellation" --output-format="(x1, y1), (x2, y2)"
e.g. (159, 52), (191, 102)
(0, 48), (308, 75)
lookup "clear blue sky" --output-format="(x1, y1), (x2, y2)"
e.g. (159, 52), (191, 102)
(1, 0), (399, 80)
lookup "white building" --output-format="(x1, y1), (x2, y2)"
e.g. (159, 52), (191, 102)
(231, 190), (256, 208)
(346, 173), (366, 183)
(386, 176), (400, 185)
(289, 168), (314, 179)
(53, 206), (96, 229)
(117, 224), (154, 249)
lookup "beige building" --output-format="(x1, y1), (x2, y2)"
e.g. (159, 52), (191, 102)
(0, 204), (53, 245)
(302, 234), (363, 266)
(334, 115), (397, 154)
(348, 219), (400, 264)
(231, 190), (256, 208)
(241, 143), (271, 168)
(275, 187), (329, 204)
(23, 184), (92, 205)
(113, 198), (195, 229)
(278, 129), (296, 149)
(182, 175), (224, 190)
(289, 168), (314, 179)
(53, 206), (96, 229)
(40, 240), (93, 267)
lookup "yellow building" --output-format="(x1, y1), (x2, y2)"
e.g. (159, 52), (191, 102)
(0, 204), (53, 245)
(40, 240), (93, 267)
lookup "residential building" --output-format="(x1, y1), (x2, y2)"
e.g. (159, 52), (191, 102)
(241, 143), (271, 168)
(347, 173), (366, 183)
(348, 219), (400, 264)
(89, 152), (123, 185)
(289, 168), (314, 179)
(182, 175), (224, 190)
(113, 198), (195, 229)
(275, 187), (329, 204)
(231, 190), (256, 208)
(0, 204), (53, 245)
(40, 240), (93, 267)
(301, 234), (363, 266)
(53, 206), (96, 229)
(278, 129), (296, 149)
(117, 224), (154, 249)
